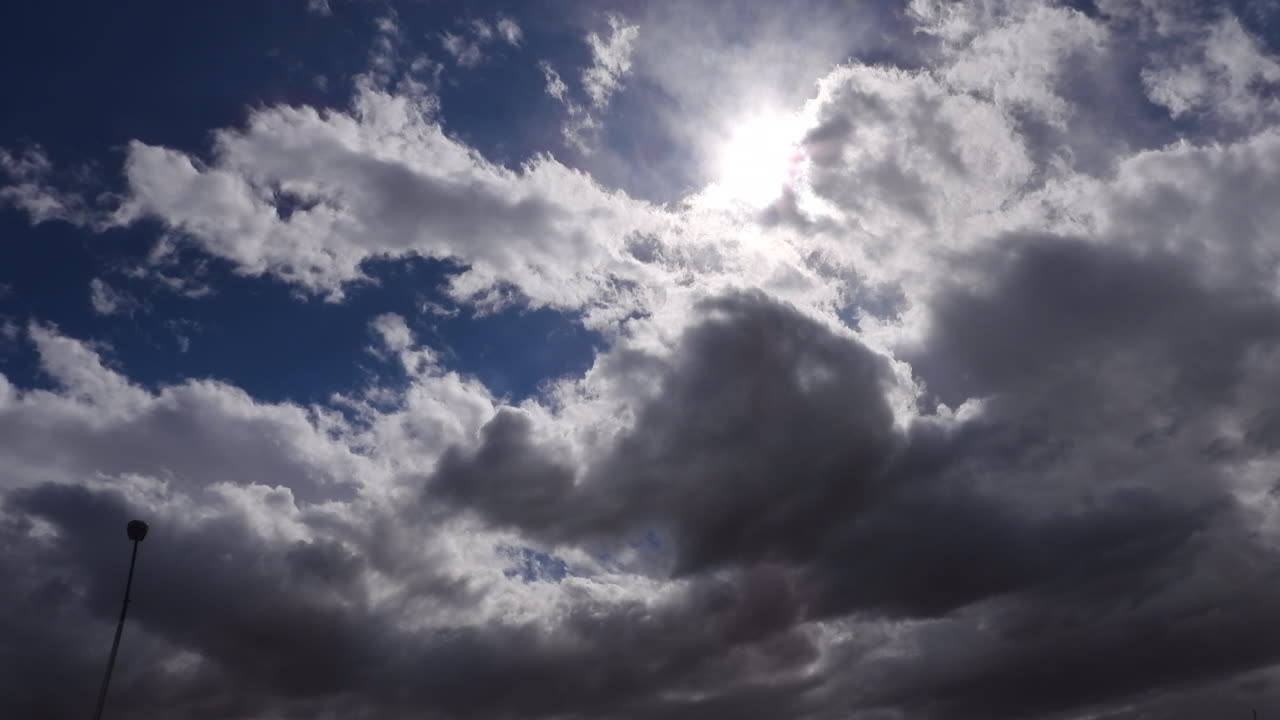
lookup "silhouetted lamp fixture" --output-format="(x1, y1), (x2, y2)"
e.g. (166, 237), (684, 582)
(126, 520), (148, 542)
(92, 520), (149, 720)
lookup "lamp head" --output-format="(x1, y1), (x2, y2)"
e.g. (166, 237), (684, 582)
(126, 520), (149, 542)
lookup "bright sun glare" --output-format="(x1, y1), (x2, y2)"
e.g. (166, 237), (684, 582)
(711, 112), (806, 208)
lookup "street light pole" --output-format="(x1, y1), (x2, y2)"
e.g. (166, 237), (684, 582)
(92, 520), (148, 720)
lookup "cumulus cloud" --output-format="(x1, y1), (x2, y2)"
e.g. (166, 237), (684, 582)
(7, 2), (1280, 718)
(95, 69), (826, 326)
(108, 83), (669, 315)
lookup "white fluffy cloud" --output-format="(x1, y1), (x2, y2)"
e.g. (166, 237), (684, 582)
(110, 81), (668, 318)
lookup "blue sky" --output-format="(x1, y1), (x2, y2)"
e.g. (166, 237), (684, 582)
(0, 1), (608, 404)
(7, 2), (1280, 719)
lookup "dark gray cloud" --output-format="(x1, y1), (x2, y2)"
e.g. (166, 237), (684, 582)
(431, 290), (899, 573)
(430, 234), (1280, 718)
(917, 236), (1280, 406)
(1, 474), (820, 720)
(835, 236), (1280, 717)
(9, 238), (1280, 719)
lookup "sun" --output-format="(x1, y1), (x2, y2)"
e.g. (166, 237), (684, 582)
(708, 112), (806, 208)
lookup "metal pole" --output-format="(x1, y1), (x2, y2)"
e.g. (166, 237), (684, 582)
(93, 521), (146, 720)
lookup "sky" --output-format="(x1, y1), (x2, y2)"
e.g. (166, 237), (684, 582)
(4, 0), (1280, 718)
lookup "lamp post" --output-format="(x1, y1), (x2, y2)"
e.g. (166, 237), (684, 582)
(92, 519), (148, 720)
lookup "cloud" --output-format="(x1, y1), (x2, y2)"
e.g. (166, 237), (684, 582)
(581, 14), (639, 110)
(8, 2), (1280, 718)
(431, 292), (900, 570)
(365, 12), (441, 102)
(370, 312), (413, 354)
(496, 15), (522, 46)
(0, 322), (824, 719)
(108, 82), (669, 315)
(540, 14), (639, 153)
(98, 72), (832, 328)
(539, 59), (600, 154)
(88, 278), (137, 316)
(1141, 12), (1280, 132)
(539, 60), (568, 102)
(305, 0), (331, 17)
(0, 326), (501, 715)
(440, 31), (484, 68)
(611, 0), (883, 195)
(5, 325), (371, 502)
(830, 239), (1280, 718)
(439, 15), (523, 68)
(0, 146), (105, 227)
